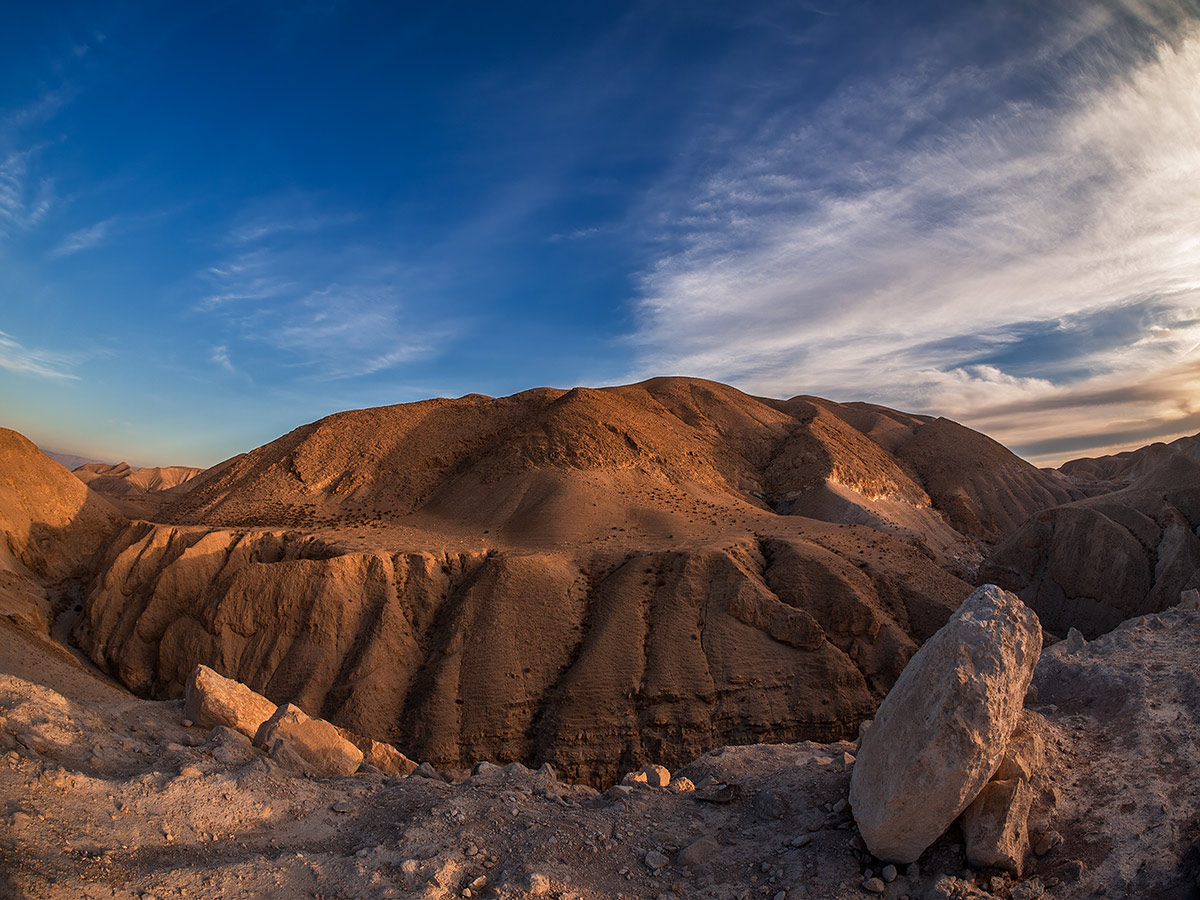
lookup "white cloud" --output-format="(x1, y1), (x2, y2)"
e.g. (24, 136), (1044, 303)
(630, 10), (1200, 464)
(0, 149), (54, 236)
(211, 345), (236, 374)
(198, 216), (448, 381)
(0, 331), (78, 380)
(48, 217), (117, 257)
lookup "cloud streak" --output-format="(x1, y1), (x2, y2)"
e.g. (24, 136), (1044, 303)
(198, 205), (447, 382)
(630, 2), (1200, 464)
(0, 331), (78, 379)
(48, 216), (117, 257)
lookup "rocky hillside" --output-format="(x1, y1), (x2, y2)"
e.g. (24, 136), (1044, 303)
(980, 432), (1200, 637)
(0, 381), (1118, 785)
(73, 520), (968, 785)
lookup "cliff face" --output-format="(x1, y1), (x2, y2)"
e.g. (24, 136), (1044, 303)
(75, 520), (968, 785)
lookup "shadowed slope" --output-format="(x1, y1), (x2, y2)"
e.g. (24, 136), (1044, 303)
(982, 431), (1200, 637)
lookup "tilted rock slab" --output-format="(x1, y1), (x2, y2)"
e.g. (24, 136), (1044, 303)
(849, 584), (1041, 862)
(183, 664), (277, 740)
(254, 703), (363, 777)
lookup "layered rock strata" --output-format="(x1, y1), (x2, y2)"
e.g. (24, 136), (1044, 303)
(74, 521), (969, 785)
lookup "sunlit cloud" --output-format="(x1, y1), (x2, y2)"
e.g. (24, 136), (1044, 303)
(630, 5), (1200, 464)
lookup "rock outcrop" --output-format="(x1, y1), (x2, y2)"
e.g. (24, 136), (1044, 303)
(254, 702), (364, 777)
(849, 584), (1042, 862)
(182, 664), (277, 740)
(73, 520), (970, 785)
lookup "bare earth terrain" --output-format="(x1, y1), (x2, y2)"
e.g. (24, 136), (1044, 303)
(2, 377), (1199, 899)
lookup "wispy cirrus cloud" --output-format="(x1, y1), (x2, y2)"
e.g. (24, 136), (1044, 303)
(197, 201), (448, 382)
(0, 331), (78, 380)
(0, 149), (54, 236)
(48, 216), (118, 257)
(629, 1), (1200, 464)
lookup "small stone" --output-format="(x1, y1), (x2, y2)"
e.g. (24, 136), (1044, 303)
(1010, 877), (1046, 900)
(862, 877), (886, 894)
(528, 872), (550, 894)
(881, 864), (897, 883)
(773, 892), (787, 900)
(411, 762), (445, 781)
(792, 835), (812, 848)
(331, 801), (356, 813)
(677, 836), (720, 869)
(469, 875), (487, 890)
(640, 764), (671, 788)
(671, 776), (695, 793)
(178, 766), (203, 779)
(646, 849), (670, 871)
(832, 798), (848, 814)
(1034, 830), (1061, 856)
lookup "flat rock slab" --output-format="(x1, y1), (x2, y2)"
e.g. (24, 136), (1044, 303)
(849, 584), (1041, 862)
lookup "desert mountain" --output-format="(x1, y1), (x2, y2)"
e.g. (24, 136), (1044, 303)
(72, 460), (206, 520)
(981, 431), (1200, 637)
(73, 461), (204, 495)
(65, 378), (1081, 783)
(165, 378), (1076, 566)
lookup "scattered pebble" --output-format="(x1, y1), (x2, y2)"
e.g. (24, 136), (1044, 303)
(862, 876), (886, 893)
(1034, 830), (1062, 856)
(646, 849), (669, 871)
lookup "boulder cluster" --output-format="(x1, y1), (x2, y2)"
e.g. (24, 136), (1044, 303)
(183, 664), (417, 778)
(850, 584), (1047, 876)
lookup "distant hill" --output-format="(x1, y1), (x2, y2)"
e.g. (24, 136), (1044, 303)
(73, 461), (204, 496)
(166, 377), (1079, 569)
(40, 448), (106, 471)
(982, 432), (1200, 637)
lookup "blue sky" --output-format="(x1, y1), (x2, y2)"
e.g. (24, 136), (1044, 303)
(2, 0), (1199, 467)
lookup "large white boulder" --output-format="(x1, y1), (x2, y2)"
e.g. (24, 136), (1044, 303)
(849, 584), (1041, 862)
